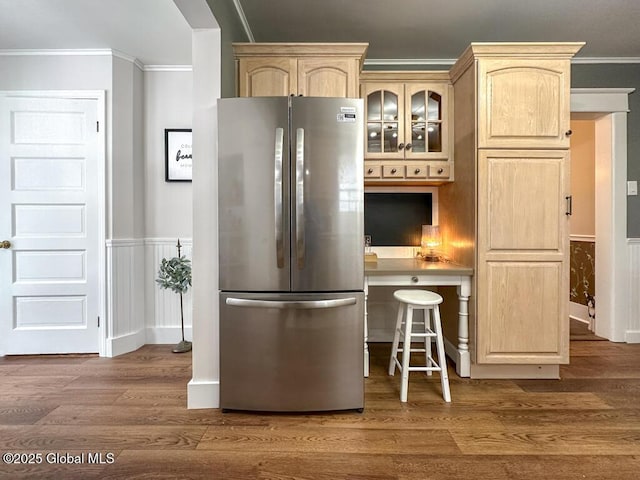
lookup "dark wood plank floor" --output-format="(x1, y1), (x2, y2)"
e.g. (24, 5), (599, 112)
(1, 339), (640, 480)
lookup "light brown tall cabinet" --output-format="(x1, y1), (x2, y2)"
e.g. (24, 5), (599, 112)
(233, 43), (368, 98)
(441, 43), (584, 376)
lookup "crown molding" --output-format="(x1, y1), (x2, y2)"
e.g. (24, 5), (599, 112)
(365, 56), (640, 67)
(572, 57), (640, 64)
(364, 58), (456, 67)
(143, 65), (192, 72)
(233, 0), (255, 42)
(0, 48), (146, 70)
(0, 48), (113, 57)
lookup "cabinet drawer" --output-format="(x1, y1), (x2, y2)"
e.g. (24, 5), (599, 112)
(406, 165), (427, 178)
(364, 165), (382, 179)
(428, 165), (450, 179)
(382, 165), (404, 178)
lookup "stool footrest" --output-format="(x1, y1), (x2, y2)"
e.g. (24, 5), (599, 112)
(396, 329), (436, 338)
(394, 357), (443, 373)
(397, 347), (427, 354)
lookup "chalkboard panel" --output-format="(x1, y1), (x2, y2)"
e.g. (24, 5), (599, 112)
(364, 193), (433, 246)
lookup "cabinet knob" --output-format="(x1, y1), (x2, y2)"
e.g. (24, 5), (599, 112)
(565, 129), (573, 137)
(1, 240), (11, 249)
(414, 168), (421, 174)
(405, 143), (412, 151)
(411, 276), (419, 283)
(438, 168), (444, 174)
(398, 143), (405, 151)
(367, 168), (374, 174)
(390, 168), (397, 174)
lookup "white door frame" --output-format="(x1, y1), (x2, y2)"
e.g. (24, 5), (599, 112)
(571, 88), (635, 342)
(1, 90), (107, 356)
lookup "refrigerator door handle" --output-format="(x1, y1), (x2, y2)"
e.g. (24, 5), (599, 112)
(295, 127), (305, 269)
(274, 127), (285, 268)
(226, 297), (357, 309)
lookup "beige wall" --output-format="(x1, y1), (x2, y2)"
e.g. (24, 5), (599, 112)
(570, 119), (596, 237)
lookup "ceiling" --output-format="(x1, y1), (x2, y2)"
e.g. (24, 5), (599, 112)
(0, 0), (193, 66)
(0, 0), (639, 66)
(238, 0), (640, 62)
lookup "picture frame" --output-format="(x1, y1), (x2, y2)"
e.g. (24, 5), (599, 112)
(165, 129), (192, 182)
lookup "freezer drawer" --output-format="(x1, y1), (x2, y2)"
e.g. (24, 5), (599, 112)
(220, 291), (364, 412)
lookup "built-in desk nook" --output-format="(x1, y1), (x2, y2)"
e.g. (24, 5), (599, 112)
(364, 258), (473, 378)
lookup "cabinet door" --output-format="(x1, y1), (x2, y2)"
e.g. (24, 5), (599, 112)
(404, 83), (450, 160)
(298, 57), (358, 97)
(478, 59), (571, 149)
(238, 57), (297, 97)
(361, 83), (405, 160)
(476, 149), (570, 364)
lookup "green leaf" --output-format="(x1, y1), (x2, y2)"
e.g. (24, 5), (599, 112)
(156, 255), (192, 294)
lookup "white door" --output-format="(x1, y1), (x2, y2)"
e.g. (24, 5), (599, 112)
(0, 94), (100, 354)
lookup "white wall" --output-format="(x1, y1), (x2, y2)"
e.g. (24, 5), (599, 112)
(0, 55), (111, 90)
(0, 52), (150, 356)
(142, 70), (194, 345)
(570, 119), (596, 237)
(111, 56), (145, 239)
(188, 28), (221, 409)
(144, 70), (193, 238)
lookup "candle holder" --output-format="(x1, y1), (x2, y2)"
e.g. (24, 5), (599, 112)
(420, 225), (441, 262)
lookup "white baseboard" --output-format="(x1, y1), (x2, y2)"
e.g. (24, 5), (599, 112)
(624, 330), (640, 343)
(106, 329), (146, 357)
(569, 301), (590, 324)
(187, 379), (220, 409)
(146, 326), (193, 344)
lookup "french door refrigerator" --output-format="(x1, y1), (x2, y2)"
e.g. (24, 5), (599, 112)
(218, 96), (364, 412)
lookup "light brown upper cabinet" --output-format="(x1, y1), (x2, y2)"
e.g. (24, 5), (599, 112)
(360, 71), (453, 184)
(233, 43), (368, 98)
(476, 50), (575, 149)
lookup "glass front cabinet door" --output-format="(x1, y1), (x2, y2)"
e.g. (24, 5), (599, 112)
(363, 83), (405, 159)
(363, 82), (450, 161)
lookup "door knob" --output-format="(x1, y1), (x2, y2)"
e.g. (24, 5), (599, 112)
(1, 240), (11, 249)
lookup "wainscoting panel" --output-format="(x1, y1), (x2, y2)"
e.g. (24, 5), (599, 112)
(106, 239), (146, 356)
(145, 238), (193, 344)
(628, 239), (640, 343)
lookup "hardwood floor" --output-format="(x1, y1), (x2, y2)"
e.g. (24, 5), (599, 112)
(1, 340), (640, 479)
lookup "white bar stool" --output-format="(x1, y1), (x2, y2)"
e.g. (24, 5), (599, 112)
(389, 289), (451, 403)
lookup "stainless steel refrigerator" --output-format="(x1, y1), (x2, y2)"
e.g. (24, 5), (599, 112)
(218, 96), (364, 412)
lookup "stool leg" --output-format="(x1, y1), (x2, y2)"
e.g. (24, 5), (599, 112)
(388, 302), (404, 376)
(433, 305), (451, 402)
(400, 305), (414, 402)
(424, 308), (433, 376)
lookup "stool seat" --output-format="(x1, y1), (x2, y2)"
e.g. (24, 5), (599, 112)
(389, 289), (451, 403)
(393, 289), (443, 306)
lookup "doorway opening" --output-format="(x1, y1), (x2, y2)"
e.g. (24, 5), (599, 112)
(569, 88), (634, 343)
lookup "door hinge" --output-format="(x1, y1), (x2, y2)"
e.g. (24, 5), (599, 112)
(97, 316), (100, 328)
(96, 121), (99, 132)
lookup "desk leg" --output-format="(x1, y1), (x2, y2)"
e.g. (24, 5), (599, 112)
(456, 278), (471, 377)
(364, 279), (369, 378)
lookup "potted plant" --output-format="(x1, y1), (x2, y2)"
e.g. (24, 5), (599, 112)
(156, 239), (192, 353)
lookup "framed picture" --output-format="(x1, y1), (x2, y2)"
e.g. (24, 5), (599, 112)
(165, 129), (192, 182)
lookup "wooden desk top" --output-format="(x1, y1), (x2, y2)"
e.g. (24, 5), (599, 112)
(364, 258), (473, 276)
